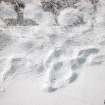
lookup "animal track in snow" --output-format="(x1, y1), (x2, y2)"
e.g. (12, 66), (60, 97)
(70, 57), (86, 70)
(43, 46), (100, 92)
(90, 54), (105, 65)
(0, 56), (31, 89)
(78, 47), (99, 58)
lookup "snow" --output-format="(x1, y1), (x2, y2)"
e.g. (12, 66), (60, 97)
(0, 0), (105, 105)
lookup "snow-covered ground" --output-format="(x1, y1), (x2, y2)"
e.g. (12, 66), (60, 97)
(0, 0), (105, 105)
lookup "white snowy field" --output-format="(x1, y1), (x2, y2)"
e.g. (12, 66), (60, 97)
(0, 0), (105, 105)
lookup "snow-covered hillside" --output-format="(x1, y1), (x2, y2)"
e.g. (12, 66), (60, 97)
(0, 0), (105, 105)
